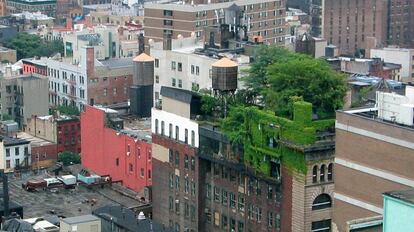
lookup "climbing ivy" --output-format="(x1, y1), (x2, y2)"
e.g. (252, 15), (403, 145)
(221, 101), (334, 175)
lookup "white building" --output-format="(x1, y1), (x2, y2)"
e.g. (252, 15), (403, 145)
(0, 137), (31, 172)
(370, 47), (414, 83)
(149, 36), (250, 102)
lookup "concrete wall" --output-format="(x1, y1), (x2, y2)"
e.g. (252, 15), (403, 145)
(26, 116), (57, 143)
(60, 220), (101, 232)
(370, 48), (414, 83)
(21, 77), (49, 126)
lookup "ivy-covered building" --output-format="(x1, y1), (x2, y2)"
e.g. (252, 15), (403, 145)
(151, 86), (336, 232)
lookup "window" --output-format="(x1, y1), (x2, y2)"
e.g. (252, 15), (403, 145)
(311, 219), (331, 232)
(175, 199), (180, 214)
(175, 151), (180, 166)
(190, 205), (196, 221)
(312, 165), (318, 183)
(184, 129), (188, 143)
(178, 79), (182, 88)
(184, 201), (189, 217)
(175, 126), (179, 140)
(196, 66), (200, 75)
(169, 149), (173, 163)
(238, 194), (245, 211)
(267, 211), (273, 227)
(238, 221), (244, 232)
(191, 157), (195, 171)
(191, 181), (196, 196)
(267, 185), (273, 199)
(312, 194), (332, 210)
(178, 62), (182, 71)
(15, 159), (20, 167)
(320, 164), (326, 182)
(6, 160), (10, 169)
(169, 173), (174, 188)
(15, 147), (19, 155)
(222, 189), (228, 206)
(172, 78), (176, 87)
(275, 213), (281, 230)
(222, 214), (228, 229)
(6, 148), (10, 157)
(161, 121), (165, 135)
(155, 59), (159, 68)
(116, 158), (119, 166)
(155, 119), (159, 134)
(171, 61), (176, 70)
(129, 163), (133, 172)
(163, 10), (173, 16)
(164, 20), (173, 26)
(175, 175), (180, 190)
(230, 218), (236, 231)
(113, 87), (117, 96)
(191, 130), (195, 146)
(191, 65), (195, 74)
(169, 196), (174, 211)
(155, 75), (159, 84)
(185, 177), (189, 193)
(148, 170), (152, 179)
(230, 192), (236, 208)
(140, 168), (144, 177)
(184, 155), (189, 169)
(206, 183), (211, 199)
(214, 187), (220, 202)
(327, 163), (333, 181)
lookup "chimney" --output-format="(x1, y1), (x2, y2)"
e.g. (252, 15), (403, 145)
(82, 46), (95, 79)
(138, 33), (145, 55)
(163, 33), (172, 50)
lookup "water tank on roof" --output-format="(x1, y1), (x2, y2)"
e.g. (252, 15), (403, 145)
(132, 53), (154, 86)
(212, 57), (238, 91)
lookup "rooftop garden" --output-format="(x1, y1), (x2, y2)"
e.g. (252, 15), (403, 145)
(199, 46), (345, 175)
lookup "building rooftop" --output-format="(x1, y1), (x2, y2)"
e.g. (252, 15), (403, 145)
(17, 132), (54, 147)
(120, 115), (152, 142)
(1, 136), (30, 146)
(145, 0), (276, 12)
(97, 58), (133, 69)
(60, 214), (100, 225)
(93, 205), (173, 232)
(133, 53), (154, 62)
(384, 188), (414, 205)
(161, 86), (200, 104)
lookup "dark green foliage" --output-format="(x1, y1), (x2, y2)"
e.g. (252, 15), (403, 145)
(200, 95), (219, 115)
(221, 101), (334, 175)
(265, 56), (347, 118)
(56, 105), (80, 116)
(58, 151), (81, 166)
(2, 114), (12, 121)
(4, 33), (64, 60)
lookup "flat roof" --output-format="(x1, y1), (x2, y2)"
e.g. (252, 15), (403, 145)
(145, 0), (277, 12)
(384, 189), (414, 205)
(2, 136), (30, 146)
(119, 115), (152, 142)
(17, 132), (54, 146)
(61, 214), (100, 225)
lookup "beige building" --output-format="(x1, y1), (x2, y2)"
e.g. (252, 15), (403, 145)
(144, 0), (286, 45)
(333, 86), (414, 231)
(0, 74), (49, 128)
(60, 215), (101, 232)
(0, 47), (17, 63)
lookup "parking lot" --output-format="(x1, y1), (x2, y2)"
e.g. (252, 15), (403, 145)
(7, 170), (142, 218)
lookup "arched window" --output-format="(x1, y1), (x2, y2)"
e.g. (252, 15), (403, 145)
(184, 154), (189, 169)
(161, 121), (165, 135)
(312, 194), (332, 210)
(327, 163), (333, 181)
(312, 165), (318, 183)
(320, 164), (326, 182)
(175, 126), (179, 141)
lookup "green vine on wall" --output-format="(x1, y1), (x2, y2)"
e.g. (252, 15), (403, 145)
(221, 101), (334, 175)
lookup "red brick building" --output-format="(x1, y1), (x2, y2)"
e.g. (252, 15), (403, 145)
(26, 115), (81, 154)
(81, 105), (152, 193)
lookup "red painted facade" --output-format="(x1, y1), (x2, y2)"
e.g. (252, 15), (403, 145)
(57, 119), (81, 153)
(22, 60), (47, 76)
(81, 106), (152, 192)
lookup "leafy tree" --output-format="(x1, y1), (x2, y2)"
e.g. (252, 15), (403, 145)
(56, 105), (80, 116)
(200, 95), (219, 115)
(4, 33), (64, 60)
(265, 56), (346, 118)
(243, 45), (304, 101)
(58, 151), (81, 166)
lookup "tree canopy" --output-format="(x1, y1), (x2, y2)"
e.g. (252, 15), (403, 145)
(243, 45), (346, 118)
(4, 33), (64, 60)
(58, 151), (81, 166)
(56, 105), (80, 116)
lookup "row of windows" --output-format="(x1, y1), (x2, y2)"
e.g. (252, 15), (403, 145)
(169, 174), (196, 196)
(168, 150), (196, 170)
(154, 119), (196, 146)
(205, 209), (280, 230)
(208, 185), (245, 211)
(49, 81), (85, 99)
(168, 197), (196, 221)
(5, 146), (29, 157)
(115, 158), (152, 179)
(312, 163), (333, 183)
(48, 68), (85, 84)
(103, 87), (128, 97)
